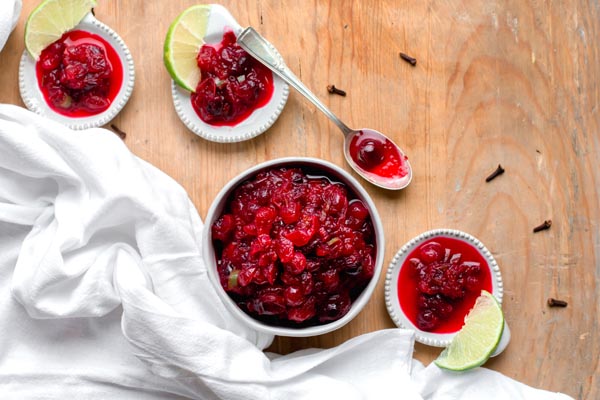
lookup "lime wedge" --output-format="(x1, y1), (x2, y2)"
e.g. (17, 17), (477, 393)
(163, 5), (211, 92)
(434, 290), (504, 371)
(25, 0), (97, 59)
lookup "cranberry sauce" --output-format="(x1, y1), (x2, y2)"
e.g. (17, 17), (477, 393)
(191, 30), (274, 126)
(36, 30), (123, 118)
(211, 166), (376, 327)
(349, 130), (409, 179)
(397, 237), (493, 333)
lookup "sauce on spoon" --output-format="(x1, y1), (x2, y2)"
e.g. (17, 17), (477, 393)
(349, 129), (410, 180)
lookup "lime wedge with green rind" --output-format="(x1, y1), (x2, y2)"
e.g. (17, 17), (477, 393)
(25, 0), (97, 59)
(434, 290), (504, 371)
(163, 4), (211, 92)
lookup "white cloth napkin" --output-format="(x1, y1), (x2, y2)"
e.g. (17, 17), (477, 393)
(0, 104), (573, 400)
(0, 0), (21, 52)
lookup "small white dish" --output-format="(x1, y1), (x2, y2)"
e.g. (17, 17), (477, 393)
(170, 4), (289, 143)
(384, 229), (504, 347)
(18, 12), (135, 130)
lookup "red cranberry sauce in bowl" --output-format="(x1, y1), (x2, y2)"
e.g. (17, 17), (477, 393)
(384, 229), (503, 346)
(204, 158), (384, 337)
(36, 30), (123, 117)
(191, 29), (274, 126)
(398, 237), (492, 333)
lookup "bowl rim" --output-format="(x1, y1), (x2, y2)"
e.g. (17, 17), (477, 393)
(202, 156), (385, 337)
(384, 228), (503, 347)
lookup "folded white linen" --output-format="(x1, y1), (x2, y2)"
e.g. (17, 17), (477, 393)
(412, 363), (573, 400)
(0, 104), (573, 399)
(0, 0), (21, 52)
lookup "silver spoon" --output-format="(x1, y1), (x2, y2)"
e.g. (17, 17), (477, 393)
(237, 27), (412, 190)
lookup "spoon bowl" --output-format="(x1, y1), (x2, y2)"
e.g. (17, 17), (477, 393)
(344, 128), (412, 190)
(237, 27), (412, 190)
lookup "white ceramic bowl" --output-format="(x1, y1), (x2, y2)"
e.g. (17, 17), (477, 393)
(384, 228), (504, 347)
(19, 12), (135, 130)
(203, 157), (384, 337)
(170, 4), (289, 143)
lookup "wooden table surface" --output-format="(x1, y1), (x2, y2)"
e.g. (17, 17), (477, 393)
(1, 1), (598, 398)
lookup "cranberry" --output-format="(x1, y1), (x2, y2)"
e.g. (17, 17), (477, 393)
(196, 45), (219, 73)
(60, 62), (88, 89)
(284, 214), (320, 247)
(284, 285), (305, 307)
(81, 94), (109, 111)
(317, 268), (340, 292)
(255, 207), (276, 235)
(348, 201), (369, 221)
(190, 30), (274, 126)
(418, 294), (454, 317)
(228, 73), (260, 104)
(284, 252), (307, 275)
(249, 287), (286, 316)
(47, 88), (72, 109)
(316, 237), (343, 258)
(272, 237), (293, 263)
(287, 297), (317, 323)
(193, 78), (230, 122)
(39, 42), (65, 71)
(212, 167), (376, 326)
(416, 310), (439, 331)
(212, 214), (235, 241)
(237, 265), (257, 287)
(249, 234), (271, 256)
(279, 201), (301, 224)
(256, 262), (278, 285)
(419, 242), (443, 264)
(318, 292), (351, 322)
(356, 139), (385, 169)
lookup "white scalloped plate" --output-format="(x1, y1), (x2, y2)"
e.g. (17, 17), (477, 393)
(170, 4), (289, 143)
(384, 229), (504, 347)
(19, 12), (135, 130)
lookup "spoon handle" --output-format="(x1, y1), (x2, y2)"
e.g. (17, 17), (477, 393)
(237, 27), (353, 136)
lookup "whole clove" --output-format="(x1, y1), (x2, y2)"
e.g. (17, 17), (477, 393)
(327, 85), (346, 97)
(485, 164), (505, 182)
(110, 124), (127, 140)
(547, 298), (568, 308)
(399, 52), (417, 66)
(533, 220), (552, 233)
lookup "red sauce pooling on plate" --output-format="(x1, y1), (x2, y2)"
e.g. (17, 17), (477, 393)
(36, 30), (124, 118)
(397, 237), (493, 333)
(191, 30), (274, 126)
(349, 130), (409, 179)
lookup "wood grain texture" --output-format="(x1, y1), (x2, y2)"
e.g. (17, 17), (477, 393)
(0, 1), (598, 398)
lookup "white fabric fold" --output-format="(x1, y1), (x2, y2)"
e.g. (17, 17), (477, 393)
(411, 363), (573, 400)
(0, 104), (573, 400)
(0, 0), (20, 52)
